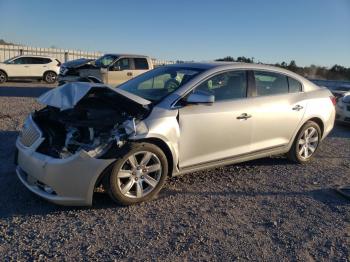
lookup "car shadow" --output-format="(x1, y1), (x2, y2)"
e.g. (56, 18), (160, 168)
(234, 156), (291, 167)
(0, 131), (19, 175)
(6, 79), (42, 83)
(158, 187), (350, 208)
(0, 125), (348, 219)
(0, 86), (52, 98)
(1, 174), (348, 219)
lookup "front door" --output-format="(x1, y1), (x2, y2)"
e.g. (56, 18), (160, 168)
(107, 58), (133, 86)
(23, 57), (45, 77)
(132, 57), (150, 78)
(6, 57), (30, 77)
(178, 70), (254, 168)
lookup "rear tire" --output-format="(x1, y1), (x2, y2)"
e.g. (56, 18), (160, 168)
(287, 121), (321, 164)
(0, 70), (7, 84)
(108, 143), (168, 205)
(43, 71), (57, 84)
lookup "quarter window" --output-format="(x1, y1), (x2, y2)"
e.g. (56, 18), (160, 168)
(194, 71), (247, 101)
(288, 77), (302, 93)
(134, 58), (149, 70)
(254, 71), (288, 96)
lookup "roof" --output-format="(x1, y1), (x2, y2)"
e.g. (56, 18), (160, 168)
(103, 53), (150, 58)
(165, 62), (307, 80)
(12, 54), (57, 59)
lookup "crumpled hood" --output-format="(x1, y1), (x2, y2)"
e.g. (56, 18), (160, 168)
(37, 82), (151, 111)
(62, 58), (95, 69)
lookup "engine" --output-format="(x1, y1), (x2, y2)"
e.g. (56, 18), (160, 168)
(33, 105), (133, 159)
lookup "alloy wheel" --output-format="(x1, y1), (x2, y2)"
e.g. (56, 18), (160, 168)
(0, 72), (6, 83)
(298, 127), (319, 159)
(117, 151), (162, 198)
(45, 72), (57, 83)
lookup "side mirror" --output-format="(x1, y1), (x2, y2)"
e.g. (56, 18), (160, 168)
(110, 65), (121, 71)
(186, 92), (215, 104)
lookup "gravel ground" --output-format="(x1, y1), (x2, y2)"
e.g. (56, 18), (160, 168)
(0, 83), (349, 261)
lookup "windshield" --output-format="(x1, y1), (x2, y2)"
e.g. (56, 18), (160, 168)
(118, 66), (204, 102)
(3, 57), (16, 64)
(95, 54), (118, 68)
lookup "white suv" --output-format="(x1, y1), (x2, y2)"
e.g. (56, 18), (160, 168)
(0, 55), (61, 84)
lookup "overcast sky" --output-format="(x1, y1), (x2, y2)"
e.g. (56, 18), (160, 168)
(1, 0), (349, 67)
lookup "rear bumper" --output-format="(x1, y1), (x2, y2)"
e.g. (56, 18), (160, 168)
(16, 138), (113, 206)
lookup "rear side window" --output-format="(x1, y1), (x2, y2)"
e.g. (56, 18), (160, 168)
(288, 77), (302, 93)
(26, 57), (52, 64)
(41, 58), (52, 64)
(254, 71), (288, 96)
(134, 58), (149, 70)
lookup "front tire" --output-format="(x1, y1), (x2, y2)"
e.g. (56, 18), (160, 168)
(43, 71), (57, 84)
(0, 71), (7, 84)
(287, 121), (321, 163)
(108, 143), (168, 205)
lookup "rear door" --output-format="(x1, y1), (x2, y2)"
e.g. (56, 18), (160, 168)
(249, 70), (306, 151)
(132, 57), (150, 78)
(178, 70), (254, 168)
(107, 57), (133, 86)
(26, 57), (51, 77)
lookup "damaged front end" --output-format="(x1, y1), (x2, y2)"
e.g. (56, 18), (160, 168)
(31, 82), (151, 159)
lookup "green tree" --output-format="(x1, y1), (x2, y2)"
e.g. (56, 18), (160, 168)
(215, 56), (235, 62)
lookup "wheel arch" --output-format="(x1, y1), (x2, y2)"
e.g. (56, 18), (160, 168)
(94, 137), (176, 192)
(288, 116), (325, 151)
(43, 70), (57, 77)
(136, 137), (175, 177)
(303, 117), (324, 136)
(0, 69), (8, 77)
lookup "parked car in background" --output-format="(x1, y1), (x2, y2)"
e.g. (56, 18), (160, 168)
(16, 62), (335, 206)
(336, 92), (350, 124)
(0, 55), (61, 84)
(58, 54), (153, 86)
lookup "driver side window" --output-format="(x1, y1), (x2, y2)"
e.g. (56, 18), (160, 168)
(194, 71), (247, 101)
(113, 58), (131, 70)
(12, 57), (27, 64)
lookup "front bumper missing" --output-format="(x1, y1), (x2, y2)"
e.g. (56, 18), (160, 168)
(16, 138), (114, 206)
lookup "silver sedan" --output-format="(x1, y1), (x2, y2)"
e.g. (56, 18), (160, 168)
(16, 63), (336, 206)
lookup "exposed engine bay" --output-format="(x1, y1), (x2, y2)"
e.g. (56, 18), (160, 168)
(33, 84), (151, 159)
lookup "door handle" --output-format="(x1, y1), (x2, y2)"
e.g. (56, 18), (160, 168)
(24, 65), (29, 68)
(127, 72), (133, 77)
(292, 105), (303, 111)
(236, 113), (252, 120)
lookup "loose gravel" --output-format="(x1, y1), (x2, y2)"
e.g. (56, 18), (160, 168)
(0, 83), (349, 261)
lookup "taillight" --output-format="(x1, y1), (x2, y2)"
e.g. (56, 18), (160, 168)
(330, 96), (337, 106)
(55, 59), (61, 67)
